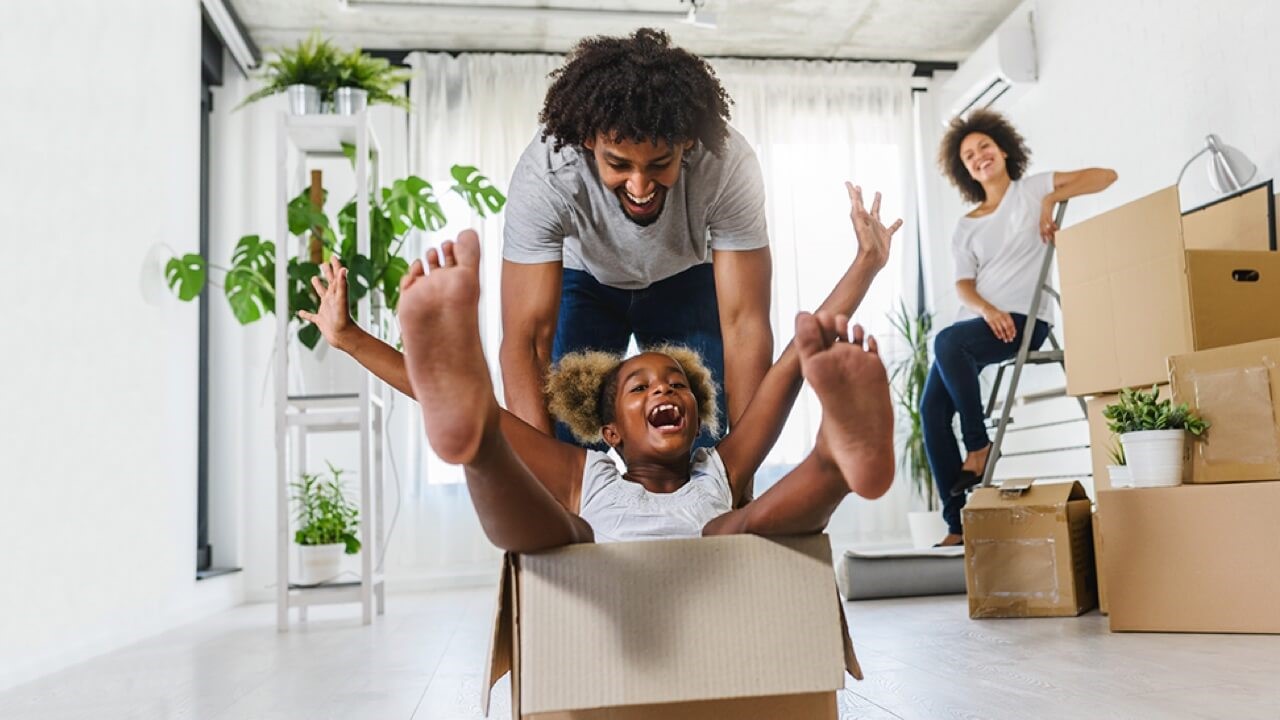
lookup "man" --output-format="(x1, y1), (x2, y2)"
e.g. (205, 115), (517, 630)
(500, 28), (773, 453)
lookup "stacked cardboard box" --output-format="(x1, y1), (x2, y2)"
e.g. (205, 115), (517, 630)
(1058, 181), (1280, 633)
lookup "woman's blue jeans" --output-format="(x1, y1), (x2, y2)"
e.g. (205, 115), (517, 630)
(921, 313), (1049, 535)
(551, 264), (726, 451)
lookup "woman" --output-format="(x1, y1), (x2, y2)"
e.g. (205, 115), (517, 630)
(924, 110), (1116, 547)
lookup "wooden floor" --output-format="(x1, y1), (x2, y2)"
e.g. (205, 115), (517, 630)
(3, 589), (1278, 720)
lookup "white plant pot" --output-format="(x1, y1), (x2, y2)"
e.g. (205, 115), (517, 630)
(335, 87), (368, 115)
(286, 84), (321, 115)
(291, 337), (366, 396)
(1106, 464), (1133, 489)
(907, 510), (949, 549)
(1121, 430), (1187, 488)
(297, 543), (346, 586)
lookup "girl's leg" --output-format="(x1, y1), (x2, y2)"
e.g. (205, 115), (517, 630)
(703, 311), (894, 537)
(921, 363), (964, 537)
(399, 232), (593, 552)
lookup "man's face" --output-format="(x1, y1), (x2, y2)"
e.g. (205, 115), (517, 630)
(585, 133), (691, 226)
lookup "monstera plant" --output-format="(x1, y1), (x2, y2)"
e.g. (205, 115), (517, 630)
(165, 154), (505, 350)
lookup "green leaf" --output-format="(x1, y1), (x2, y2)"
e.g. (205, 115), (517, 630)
(450, 165), (507, 216)
(288, 189), (330, 237)
(164, 253), (206, 302)
(297, 322), (321, 350)
(384, 176), (446, 233)
(346, 254), (376, 304)
(382, 255), (409, 311)
(225, 267), (269, 324)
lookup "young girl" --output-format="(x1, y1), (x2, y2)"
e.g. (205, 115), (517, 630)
(397, 184), (900, 551)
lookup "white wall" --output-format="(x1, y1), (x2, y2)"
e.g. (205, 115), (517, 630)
(0, 1), (243, 691)
(924, 0), (1280, 321)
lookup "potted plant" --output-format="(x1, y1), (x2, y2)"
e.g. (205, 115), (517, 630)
(237, 33), (341, 114)
(888, 301), (943, 548)
(1105, 441), (1132, 488)
(1102, 386), (1209, 488)
(291, 462), (360, 586)
(164, 157), (505, 353)
(332, 48), (412, 114)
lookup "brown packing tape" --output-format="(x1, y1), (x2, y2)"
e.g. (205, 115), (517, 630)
(527, 691), (838, 720)
(1189, 365), (1280, 466)
(967, 537), (1061, 606)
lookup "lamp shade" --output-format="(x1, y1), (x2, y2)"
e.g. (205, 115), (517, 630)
(1205, 134), (1256, 193)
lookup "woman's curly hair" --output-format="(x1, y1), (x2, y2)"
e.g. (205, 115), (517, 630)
(539, 27), (733, 155)
(545, 345), (721, 447)
(938, 109), (1032, 205)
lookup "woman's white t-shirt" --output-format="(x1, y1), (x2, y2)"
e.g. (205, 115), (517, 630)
(576, 447), (733, 543)
(951, 172), (1056, 324)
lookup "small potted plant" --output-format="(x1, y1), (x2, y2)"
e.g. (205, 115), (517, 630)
(1105, 441), (1131, 488)
(332, 48), (412, 114)
(237, 33), (341, 114)
(888, 302), (944, 547)
(1102, 386), (1208, 488)
(291, 462), (360, 586)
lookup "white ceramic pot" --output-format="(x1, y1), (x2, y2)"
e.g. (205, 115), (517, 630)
(297, 543), (345, 585)
(291, 337), (366, 397)
(907, 510), (949, 549)
(1121, 430), (1187, 488)
(1106, 464), (1133, 489)
(335, 87), (368, 115)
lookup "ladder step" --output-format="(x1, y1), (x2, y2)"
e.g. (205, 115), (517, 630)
(995, 444), (1090, 459)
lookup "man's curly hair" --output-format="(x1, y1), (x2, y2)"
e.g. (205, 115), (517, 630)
(539, 28), (733, 155)
(938, 109), (1032, 205)
(545, 345), (720, 447)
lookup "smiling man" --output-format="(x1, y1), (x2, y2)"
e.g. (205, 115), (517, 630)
(501, 28), (773, 456)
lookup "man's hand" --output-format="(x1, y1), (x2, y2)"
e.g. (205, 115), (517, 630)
(1039, 197), (1059, 244)
(846, 181), (903, 271)
(981, 305), (1017, 343)
(298, 255), (357, 352)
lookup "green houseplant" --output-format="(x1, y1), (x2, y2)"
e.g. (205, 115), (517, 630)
(291, 462), (360, 585)
(332, 48), (412, 112)
(164, 157), (505, 351)
(237, 33), (342, 111)
(1102, 386), (1208, 488)
(889, 301), (943, 548)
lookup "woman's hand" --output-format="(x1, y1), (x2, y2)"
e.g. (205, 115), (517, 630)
(298, 255), (357, 351)
(1039, 197), (1059, 244)
(846, 181), (903, 272)
(981, 305), (1017, 343)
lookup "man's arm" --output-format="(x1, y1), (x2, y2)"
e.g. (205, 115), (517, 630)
(499, 259), (563, 434)
(712, 246), (773, 429)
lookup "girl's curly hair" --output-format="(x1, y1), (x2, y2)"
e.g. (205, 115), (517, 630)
(539, 27), (733, 155)
(938, 108), (1032, 205)
(545, 345), (721, 447)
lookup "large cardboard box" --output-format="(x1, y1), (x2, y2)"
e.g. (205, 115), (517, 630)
(483, 534), (861, 719)
(1170, 338), (1280, 484)
(1097, 483), (1280, 633)
(1057, 182), (1280, 396)
(961, 480), (1096, 618)
(1086, 385), (1172, 491)
(1092, 511), (1108, 616)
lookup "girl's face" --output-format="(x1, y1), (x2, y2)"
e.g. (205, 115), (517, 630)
(602, 353), (700, 460)
(960, 132), (1008, 186)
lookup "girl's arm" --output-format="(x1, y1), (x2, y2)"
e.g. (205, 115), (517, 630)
(1040, 168), (1119, 241)
(715, 184), (901, 501)
(498, 409), (588, 513)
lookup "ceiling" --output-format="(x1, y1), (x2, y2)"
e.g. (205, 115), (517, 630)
(230, 0), (1023, 64)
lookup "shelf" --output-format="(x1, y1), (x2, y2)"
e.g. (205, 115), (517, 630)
(284, 114), (377, 156)
(287, 577), (385, 608)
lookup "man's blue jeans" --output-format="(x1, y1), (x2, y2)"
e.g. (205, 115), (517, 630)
(921, 314), (1049, 535)
(552, 264), (726, 451)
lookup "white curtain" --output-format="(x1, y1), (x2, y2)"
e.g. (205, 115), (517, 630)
(712, 59), (918, 545)
(398, 53), (919, 576)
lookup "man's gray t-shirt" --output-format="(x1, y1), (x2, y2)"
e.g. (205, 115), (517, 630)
(502, 126), (769, 290)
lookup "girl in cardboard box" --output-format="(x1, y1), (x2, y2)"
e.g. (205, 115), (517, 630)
(392, 184), (900, 549)
(925, 109), (1117, 547)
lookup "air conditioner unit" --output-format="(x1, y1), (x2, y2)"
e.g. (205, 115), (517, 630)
(938, 5), (1038, 123)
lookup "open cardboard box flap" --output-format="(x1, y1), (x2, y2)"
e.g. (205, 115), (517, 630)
(484, 534), (859, 717)
(965, 477), (1088, 511)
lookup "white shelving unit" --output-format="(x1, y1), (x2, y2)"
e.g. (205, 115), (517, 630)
(274, 112), (387, 631)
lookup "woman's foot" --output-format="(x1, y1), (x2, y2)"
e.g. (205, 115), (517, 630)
(795, 312), (895, 499)
(934, 533), (964, 547)
(398, 230), (495, 465)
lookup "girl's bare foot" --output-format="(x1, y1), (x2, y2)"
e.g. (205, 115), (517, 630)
(398, 230), (495, 465)
(794, 311), (895, 499)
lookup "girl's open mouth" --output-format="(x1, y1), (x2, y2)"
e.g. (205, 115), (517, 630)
(646, 402), (686, 435)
